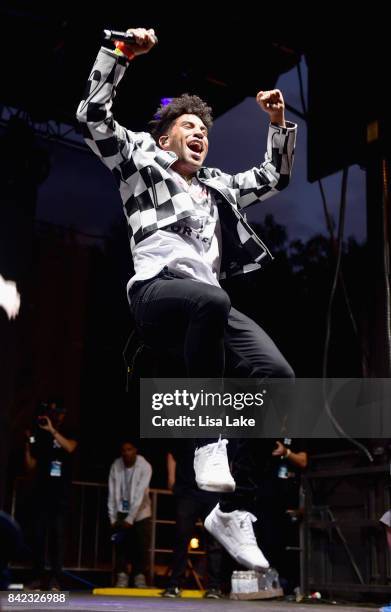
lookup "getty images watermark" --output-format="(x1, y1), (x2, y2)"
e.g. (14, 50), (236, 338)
(151, 387), (266, 428)
(140, 378), (391, 438)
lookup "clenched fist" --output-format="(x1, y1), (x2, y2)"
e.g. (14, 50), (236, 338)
(256, 89), (285, 127)
(115, 28), (157, 59)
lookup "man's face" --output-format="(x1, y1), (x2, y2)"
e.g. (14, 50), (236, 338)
(121, 443), (137, 466)
(159, 114), (209, 174)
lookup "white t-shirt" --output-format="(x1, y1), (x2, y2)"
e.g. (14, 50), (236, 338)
(121, 465), (135, 504)
(127, 168), (222, 299)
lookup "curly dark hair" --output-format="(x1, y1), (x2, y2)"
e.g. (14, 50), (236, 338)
(148, 94), (213, 142)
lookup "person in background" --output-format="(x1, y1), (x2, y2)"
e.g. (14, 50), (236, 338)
(0, 511), (23, 590)
(256, 438), (308, 595)
(24, 400), (78, 591)
(108, 441), (152, 588)
(380, 509), (391, 550)
(380, 510), (391, 612)
(162, 440), (225, 599)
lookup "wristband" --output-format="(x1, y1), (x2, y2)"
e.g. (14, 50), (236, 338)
(114, 41), (135, 61)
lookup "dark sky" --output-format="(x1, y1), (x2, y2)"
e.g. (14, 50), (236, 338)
(35, 58), (366, 247)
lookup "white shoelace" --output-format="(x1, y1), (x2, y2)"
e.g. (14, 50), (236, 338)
(209, 435), (228, 467)
(237, 511), (258, 546)
(211, 434), (226, 455)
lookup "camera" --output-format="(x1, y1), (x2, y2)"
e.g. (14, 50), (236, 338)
(32, 399), (65, 435)
(32, 401), (53, 433)
(36, 402), (49, 426)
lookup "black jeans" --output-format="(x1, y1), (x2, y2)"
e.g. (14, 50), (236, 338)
(31, 497), (67, 581)
(129, 268), (294, 510)
(256, 477), (301, 591)
(129, 267), (294, 380)
(167, 491), (223, 589)
(113, 517), (151, 577)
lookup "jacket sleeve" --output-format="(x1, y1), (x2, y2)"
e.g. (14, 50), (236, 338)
(107, 464), (116, 524)
(124, 462), (152, 525)
(76, 47), (145, 173)
(211, 122), (297, 209)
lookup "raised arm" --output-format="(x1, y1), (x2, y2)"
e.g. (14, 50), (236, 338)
(76, 28), (157, 172)
(211, 89), (297, 208)
(37, 416), (77, 454)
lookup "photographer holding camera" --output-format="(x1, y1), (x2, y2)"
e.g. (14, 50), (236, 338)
(24, 400), (78, 591)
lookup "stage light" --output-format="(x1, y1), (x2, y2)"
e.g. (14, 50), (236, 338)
(189, 537), (199, 549)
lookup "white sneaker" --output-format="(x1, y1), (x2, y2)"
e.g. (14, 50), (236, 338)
(204, 504), (269, 570)
(115, 572), (129, 588)
(194, 436), (236, 492)
(133, 573), (147, 588)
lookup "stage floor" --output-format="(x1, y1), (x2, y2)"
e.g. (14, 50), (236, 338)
(0, 592), (380, 612)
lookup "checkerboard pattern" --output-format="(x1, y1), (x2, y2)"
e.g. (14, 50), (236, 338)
(76, 47), (297, 279)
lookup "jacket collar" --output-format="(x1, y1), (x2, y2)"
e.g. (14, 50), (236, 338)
(154, 148), (178, 169)
(154, 156), (236, 207)
(197, 168), (236, 207)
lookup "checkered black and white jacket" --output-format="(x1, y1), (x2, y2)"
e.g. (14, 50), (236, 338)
(76, 47), (297, 279)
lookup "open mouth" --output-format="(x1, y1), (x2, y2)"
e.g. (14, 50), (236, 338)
(187, 140), (203, 157)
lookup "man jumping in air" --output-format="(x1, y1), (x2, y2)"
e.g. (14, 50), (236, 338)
(77, 27), (297, 571)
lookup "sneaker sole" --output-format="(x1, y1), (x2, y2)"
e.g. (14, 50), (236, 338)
(204, 515), (269, 570)
(196, 480), (236, 492)
(236, 554), (270, 570)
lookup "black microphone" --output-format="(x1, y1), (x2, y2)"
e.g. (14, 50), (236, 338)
(102, 29), (158, 44)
